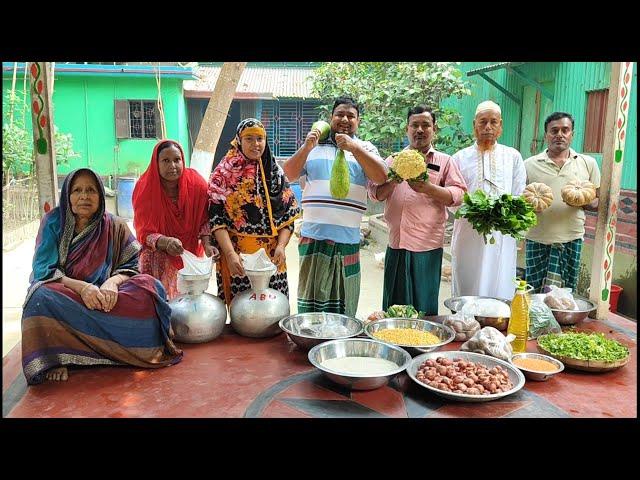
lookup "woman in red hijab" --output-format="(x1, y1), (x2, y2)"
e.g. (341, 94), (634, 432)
(133, 139), (215, 300)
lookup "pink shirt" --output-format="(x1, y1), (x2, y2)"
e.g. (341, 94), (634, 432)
(368, 147), (467, 252)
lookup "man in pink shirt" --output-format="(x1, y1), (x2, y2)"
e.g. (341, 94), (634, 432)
(368, 106), (467, 314)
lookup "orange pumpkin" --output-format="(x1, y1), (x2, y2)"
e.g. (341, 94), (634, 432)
(523, 182), (554, 213)
(561, 180), (596, 207)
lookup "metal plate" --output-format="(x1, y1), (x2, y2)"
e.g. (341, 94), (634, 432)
(406, 351), (525, 402)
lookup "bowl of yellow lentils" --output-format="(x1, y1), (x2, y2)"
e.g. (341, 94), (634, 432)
(364, 318), (455, 354)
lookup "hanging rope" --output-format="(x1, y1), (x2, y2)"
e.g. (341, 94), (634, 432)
(155, 63), (167, 139)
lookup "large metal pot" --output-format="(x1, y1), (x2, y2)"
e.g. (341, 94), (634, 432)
(170, 272), (227, 343)
(229, 267), (290, 338)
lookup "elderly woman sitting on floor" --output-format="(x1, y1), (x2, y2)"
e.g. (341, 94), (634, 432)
(21, 168), (182, 385)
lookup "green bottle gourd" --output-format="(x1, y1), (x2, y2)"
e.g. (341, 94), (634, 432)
(330, 149), (350, 199)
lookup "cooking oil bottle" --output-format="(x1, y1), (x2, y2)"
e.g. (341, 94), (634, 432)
(507, 279), (530, 353)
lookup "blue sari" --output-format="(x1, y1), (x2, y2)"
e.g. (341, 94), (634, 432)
(22, 168), (182, 385)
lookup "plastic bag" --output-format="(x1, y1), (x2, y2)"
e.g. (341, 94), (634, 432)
(461, 327), (514, 361)
(544, 285), (578, 310)
(240, 248), (276, 274)
(443, 313), (481, 342)
(177, 251), (213, 294)
(180, 250), (212, 276)
(460, 298), (511, 318)
(529, 295), (562, 339)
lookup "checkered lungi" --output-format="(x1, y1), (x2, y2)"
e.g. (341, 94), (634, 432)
(525, 238), (583, 293)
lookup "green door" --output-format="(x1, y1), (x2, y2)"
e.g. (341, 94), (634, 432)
(519, 82), (554, 159)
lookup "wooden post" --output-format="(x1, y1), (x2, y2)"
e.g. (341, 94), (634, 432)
(589, 62), (634, 319)
(29, 62), (58, 216)
(190, 62), (246, 180)
(9, 62), (18, 125)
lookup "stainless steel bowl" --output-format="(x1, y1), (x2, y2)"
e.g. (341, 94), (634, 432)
(510, 352), (564, 381)
(364, 318), (455, 353)
(443, 296), (511, 331)
(279, 313), (363, 351)
(406, 351), (525, 402)
(308, 338), (412, 390)
(532, 294), (596, 325)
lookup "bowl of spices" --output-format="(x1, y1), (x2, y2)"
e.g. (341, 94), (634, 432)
(510, 352), (564, 381)
(364, 318), (455, 354)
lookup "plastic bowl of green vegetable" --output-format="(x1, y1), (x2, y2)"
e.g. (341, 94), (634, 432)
(536, 331), (630, 372)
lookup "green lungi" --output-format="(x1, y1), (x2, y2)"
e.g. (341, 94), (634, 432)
(297, 237), (360, 316)
(525, 238), (583, 293)
(383, 246), (443, 316)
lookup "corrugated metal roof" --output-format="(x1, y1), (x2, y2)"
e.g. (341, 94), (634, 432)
(184, 66), (318, 99)
(466, 62), (525, 76)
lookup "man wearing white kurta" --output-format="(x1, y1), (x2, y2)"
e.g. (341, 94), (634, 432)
(450, 101), (527, 300)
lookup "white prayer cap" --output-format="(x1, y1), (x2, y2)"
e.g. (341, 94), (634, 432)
(475, 100), (501, 116)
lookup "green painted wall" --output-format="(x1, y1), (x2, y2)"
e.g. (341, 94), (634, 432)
(450, 62), (637, 190)
(442, 62), (513, 151)
(2, 72), (189, 178)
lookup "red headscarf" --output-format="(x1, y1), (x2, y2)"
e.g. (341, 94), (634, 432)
(133, 139), (209, 269)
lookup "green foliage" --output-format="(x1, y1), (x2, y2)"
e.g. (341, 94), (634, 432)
(311, 62), (474, 158)
(2, 89), (79, 184)
(2, 123), (33, 178)
(454, 190), (538, 244)
(329, 149), (350, 199)
(385, 304), (424, 319)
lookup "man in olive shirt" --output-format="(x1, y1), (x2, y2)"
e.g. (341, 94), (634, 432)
(524, 112), (601, 293)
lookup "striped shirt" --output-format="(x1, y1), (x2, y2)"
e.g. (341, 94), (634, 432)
(301, 138), (382, 244)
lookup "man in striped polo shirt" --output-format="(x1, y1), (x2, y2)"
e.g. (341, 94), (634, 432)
(283, 97), (387, 316)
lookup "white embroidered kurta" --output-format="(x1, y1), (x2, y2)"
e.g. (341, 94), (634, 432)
(450, 143), (527, 300)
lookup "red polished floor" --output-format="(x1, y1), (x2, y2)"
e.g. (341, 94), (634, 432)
(3, 313), (636, 418)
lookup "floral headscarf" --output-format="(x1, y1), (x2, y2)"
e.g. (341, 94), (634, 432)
(208, 118), (300, 236)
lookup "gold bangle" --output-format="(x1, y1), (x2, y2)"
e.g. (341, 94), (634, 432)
(80, 283), (92, 296)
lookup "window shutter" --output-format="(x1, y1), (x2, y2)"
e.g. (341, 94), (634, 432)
(261, 101), (276, 155)
(301, 101), (320, 147)
(278, 101), (298, 157)
(240, 100), (257, 120)
(584, 89), (609, 153)
(114, 100), (130, 138)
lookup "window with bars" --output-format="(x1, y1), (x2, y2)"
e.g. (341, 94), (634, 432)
(584, 89), (609, 153)
(114, 100), (161, 139)
(260, 100), (321, 157)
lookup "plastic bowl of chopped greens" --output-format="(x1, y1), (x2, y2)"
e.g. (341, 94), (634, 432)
(536, 331), (630, 372)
